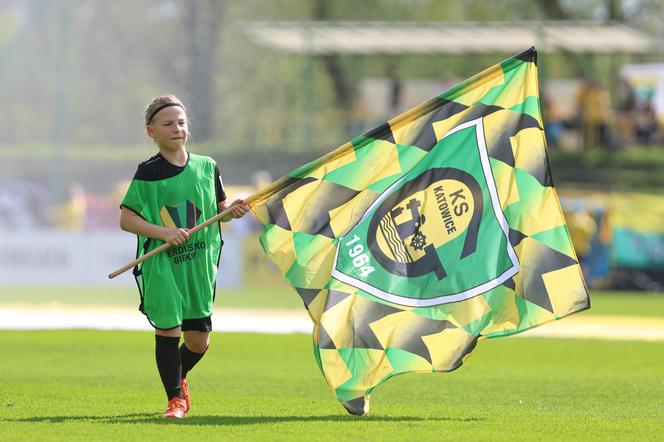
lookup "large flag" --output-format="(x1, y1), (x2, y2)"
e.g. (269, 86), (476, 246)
(248, 47), (589, 415)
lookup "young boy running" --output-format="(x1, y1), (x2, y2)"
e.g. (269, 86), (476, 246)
(120, 95), (249, 418)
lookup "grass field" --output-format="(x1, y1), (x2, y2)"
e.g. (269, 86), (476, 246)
(1, 330), (663, 441)
(0, 285), (302, 310)
(1, 288), (662, 440)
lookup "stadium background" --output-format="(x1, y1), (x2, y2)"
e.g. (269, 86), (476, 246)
(0, 1), (663, 439)
(1, 0), (662, 293)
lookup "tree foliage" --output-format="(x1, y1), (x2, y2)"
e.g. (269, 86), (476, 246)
(0, 0), (660, 153)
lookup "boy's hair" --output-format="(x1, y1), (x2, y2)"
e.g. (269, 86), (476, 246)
(145, 95), (186, 125)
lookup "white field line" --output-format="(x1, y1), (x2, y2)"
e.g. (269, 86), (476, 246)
(517, 315), (664, 342)
(0, 305), (312, 334)
(1, 306), (663, 342)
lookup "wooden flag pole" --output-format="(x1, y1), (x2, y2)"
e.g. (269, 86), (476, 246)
(108, 204), (239, 280)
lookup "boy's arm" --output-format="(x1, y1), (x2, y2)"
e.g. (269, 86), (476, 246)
(120, 207), (189, 246)
(218, 199), (250, 222)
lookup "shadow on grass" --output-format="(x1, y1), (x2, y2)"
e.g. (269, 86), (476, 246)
(5, 413), (484, 426)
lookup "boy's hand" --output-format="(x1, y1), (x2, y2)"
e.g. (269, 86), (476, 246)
(227, 199), (250, 219)
(162, 227), (190, 246)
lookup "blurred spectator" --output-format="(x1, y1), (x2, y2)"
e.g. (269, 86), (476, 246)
(565, 208), (598, 261)
(575, 78), (614, 149)
(51, 181), (122, 230)
(541, 90), (564, 148)
(230, 169), (275, 234)
(0, 180), (50, 230)
(346, 95), (370, 136)
(386, 64), (402, 115)
(633, 100), (659, 145)
(51, 182), (87, 230)
(108, 180), (131, 209)
(615, 79), (637, 146)
(84, 188), (121, 230)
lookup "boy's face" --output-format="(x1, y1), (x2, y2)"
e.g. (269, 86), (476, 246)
(146, 106), (188, 152)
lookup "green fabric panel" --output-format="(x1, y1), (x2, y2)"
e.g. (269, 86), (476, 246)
(459, 286), (516, 336)
(509, 96), (541, 123)
(500, 54), (529, 77)
(334, 348), (390, 402)
(478, 84), (506, 106)
(385, 348), (432, 374)
(285, 232), (331, 287)
(288, 143), (355, 179)
(477, 59), (525, 107)
(514, 293), (528, 313)
(531, 225), (576, 259)
(258, 223), (278, 255)
(409, 306), (447, 321)
(460, 307), (491, 336)
(367, 144), (427, 194)
(504, 167), (545, 222)
(322, 139), (390, 189)
(312, 344), (323, 373)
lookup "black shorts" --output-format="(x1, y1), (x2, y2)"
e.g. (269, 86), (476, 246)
(154, 316), (212, 332)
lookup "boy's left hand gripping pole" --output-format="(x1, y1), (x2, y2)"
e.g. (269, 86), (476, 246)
(108, 205), (238, 279)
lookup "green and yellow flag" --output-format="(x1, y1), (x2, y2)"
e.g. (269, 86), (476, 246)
(248, 48), (589, 415)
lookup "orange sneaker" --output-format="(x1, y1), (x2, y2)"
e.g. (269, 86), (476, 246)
(162, 397), (187, 419)
(181, 378), (190, 413)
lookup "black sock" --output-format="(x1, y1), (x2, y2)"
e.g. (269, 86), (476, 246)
(180, 343), (207, 379)
(155, 335), (182, 400)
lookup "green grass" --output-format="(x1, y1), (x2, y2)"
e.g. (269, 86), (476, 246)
(1, 331), (662, 441)
(550, 146), (664, 191)
(550, 146), (664, 171)
(0, 284), (302, 310)
(583, 291), (664, 317)
(0, 286), (661, 316)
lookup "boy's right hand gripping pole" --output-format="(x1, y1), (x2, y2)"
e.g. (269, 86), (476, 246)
(108, 204), (238, 279)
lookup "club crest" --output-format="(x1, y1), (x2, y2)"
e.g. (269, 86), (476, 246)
(332, 120), (520, 307)
(368, 168), (483, 281)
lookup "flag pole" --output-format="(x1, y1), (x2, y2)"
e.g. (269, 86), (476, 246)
(108, 202), (245, 280)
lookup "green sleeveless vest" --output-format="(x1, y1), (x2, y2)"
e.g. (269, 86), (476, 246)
(121, 153), (222, 329)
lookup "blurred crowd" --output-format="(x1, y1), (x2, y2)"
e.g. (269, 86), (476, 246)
(0, 180), (128, 231)
(2, 69), (663, 232)
(544, 77), (663, 150)
(0, 172), (273, 233)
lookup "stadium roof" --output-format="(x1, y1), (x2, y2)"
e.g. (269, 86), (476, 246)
(241, 21), (656, 55)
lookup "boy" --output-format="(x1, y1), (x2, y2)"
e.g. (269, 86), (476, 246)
(120, 95), (249, 418)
